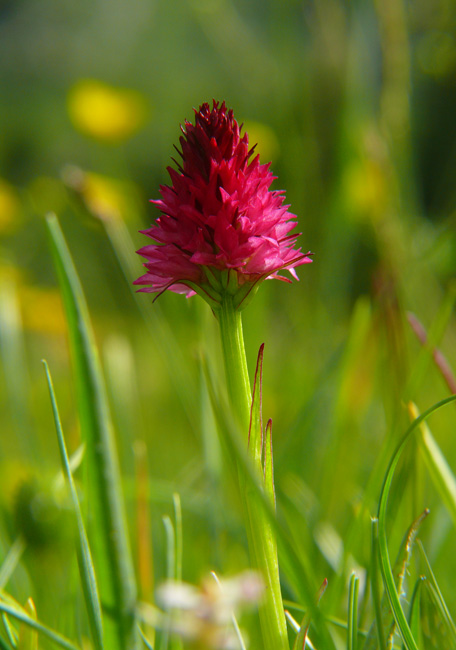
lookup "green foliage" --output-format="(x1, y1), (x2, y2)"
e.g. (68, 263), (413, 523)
(1, 0), (456, 648)
(43, 360), (104, 650)
(46, 216), (138, 650)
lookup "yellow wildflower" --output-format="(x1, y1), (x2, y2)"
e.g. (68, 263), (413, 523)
(67, 79), (147, 142)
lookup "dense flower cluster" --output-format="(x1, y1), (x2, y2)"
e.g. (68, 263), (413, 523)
(135, 101), (311, 309)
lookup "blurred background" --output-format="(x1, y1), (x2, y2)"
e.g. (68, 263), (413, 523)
(0, 0), (456, 643)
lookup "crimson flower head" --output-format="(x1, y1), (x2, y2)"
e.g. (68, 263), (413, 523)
(135, 101), (312, 310)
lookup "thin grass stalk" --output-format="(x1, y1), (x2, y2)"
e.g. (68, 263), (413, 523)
(43, 360), (104, 650)
(0, 539), (25, 592)
(1, 614), (17, 648)
(408, 577), (424, 648)
(46, 214), (137, 650)
(417, 541), (456, 644)
(370, 519), (387, 650)
(347, 574), (359, 650)
(0, 603), (79, 650)
(377, 394), (456, 650)
(0, 635), (14, 650)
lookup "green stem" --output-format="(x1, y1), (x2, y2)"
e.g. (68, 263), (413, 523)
(217, 294), (289, 650)
(218, 296), (252, 427)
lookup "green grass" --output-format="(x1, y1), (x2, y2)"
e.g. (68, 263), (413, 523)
(1, 0), (456, 647)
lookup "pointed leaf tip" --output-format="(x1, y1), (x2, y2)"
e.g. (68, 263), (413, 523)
(248, 344), (265, 466)
(318, 578), (328, 599)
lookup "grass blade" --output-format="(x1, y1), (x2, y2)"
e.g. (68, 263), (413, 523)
(408, 577), (424, 647)
(45, 214), (137, 650)
(0, 599), (80, 650)
(377, 394), (456, 650)
(367, 519), (386, 650)
(285, 610), (300, 634)
(160, 516), (175, 650)
(211, 572), (248, 650)
(417, 540), (456, 645)
(405, 282), (456, 398)
(138, 626), (155, 650)
(17, 599), (37, 650)
(173, 494), (183, 584)
(2, 614), (17, 648)
(43, 360), (104, 650)
(389, 508), (429, 647)
(408, 402), (456, 526)
(0, 539), (25, 591)
(0, 635), (14, 650)
(162, 517), (175, 585)
(364, 510), (427, 650)
(407, 312), (456, 394)
(291, 579), (328, 650)
(347, 574), (359, 650)
(230, 614), (247, 650)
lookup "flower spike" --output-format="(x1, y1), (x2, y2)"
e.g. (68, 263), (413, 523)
(135, 100), (312, 308)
